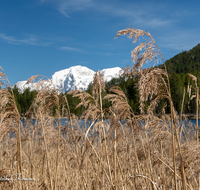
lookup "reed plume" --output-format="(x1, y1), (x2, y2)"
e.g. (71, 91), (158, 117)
(26, 75), (63, 190)
(187, 73), (199, 145)
(69, 70), (106, 130)
(70, 70), (116, 188)
(104, 85), (134, 120)
(116, 27), (187, 190)
(0, 66), (23, 189)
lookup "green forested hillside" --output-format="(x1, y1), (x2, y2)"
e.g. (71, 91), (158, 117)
(165, 43), (200, 77)
(165, 43), (200, 113)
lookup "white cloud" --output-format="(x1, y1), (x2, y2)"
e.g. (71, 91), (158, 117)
(98, 2), (176, 28)
(59, 46), (81, 52)
(39, 0), (175, 28)
(40, 0), (94, 17)
(0, 33), (52, 46)
(158, 30), (200, 52)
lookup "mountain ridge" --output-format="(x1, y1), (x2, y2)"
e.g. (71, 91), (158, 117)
(14, 65), (122, 93)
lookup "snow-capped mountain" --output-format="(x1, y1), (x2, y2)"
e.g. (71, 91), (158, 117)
(14, 65), (122, 93)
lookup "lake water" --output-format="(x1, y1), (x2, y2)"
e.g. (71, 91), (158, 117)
(21, 118), (199, 130)
(10, 118), (198, 141)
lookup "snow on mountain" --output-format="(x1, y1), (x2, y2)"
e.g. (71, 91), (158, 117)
(14, 81), (38, 93)
(52, 65), (95, 93)
(14, 79), (53, 93)
(101, 67), (122, 82)
(14, 65), (122, 93)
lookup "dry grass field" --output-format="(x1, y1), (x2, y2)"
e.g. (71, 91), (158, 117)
(0, 28), (200, 190)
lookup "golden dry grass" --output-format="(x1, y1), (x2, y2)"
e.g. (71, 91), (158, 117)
(0, 28), (200, 190)
(0, 113), (199, 190)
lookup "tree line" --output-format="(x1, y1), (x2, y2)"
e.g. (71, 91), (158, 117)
(12, 74), (197, 117)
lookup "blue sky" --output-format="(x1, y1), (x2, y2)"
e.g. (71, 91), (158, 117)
(1, 0), (200, 85)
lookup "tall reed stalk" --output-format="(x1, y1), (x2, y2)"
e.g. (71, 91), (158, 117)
(188, 73), (199, 145)
(115, 27), (188, 190)
(196, 86), (199, 145)
(180, 87), (185, 143)
(0, 67), (23, 189)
